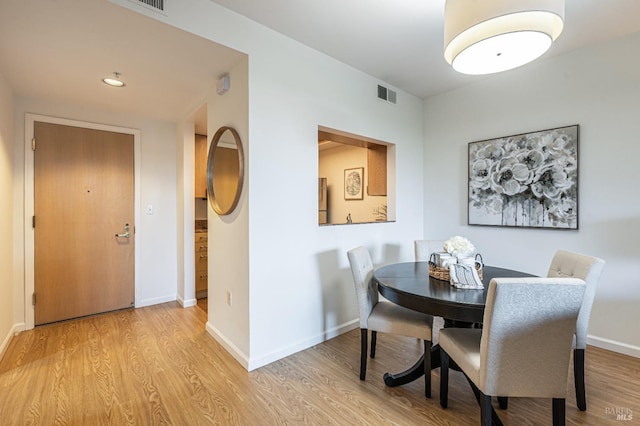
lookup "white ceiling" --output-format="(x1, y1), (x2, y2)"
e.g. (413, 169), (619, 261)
(0, 0), (246, 134)
(1, 0), (639, 134)
(211, 0), (640, 98)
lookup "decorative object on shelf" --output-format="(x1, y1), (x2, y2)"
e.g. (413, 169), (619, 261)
(468, 125), (579, 229)
(444, 0), (565, 75)
(344, 167), (364, 200)
(373, 204), (387, 222)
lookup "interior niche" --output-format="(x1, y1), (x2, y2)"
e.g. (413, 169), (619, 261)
(318, 126), (394, 225)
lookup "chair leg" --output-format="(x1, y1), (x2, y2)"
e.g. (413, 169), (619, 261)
(574, 348), (586, 411)
(440, 348), (449, 408)
(480, 392), (493, 426)
(552, 398), (566, 426)
(423, 340), (431, 398)
(360, 328), (368, 380)
(370, 330), (377, 359)
(466, 377), (502, 425)
(497, 396), (508, 409)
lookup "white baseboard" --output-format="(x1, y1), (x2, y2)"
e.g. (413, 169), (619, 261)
(587, 335), (640, 358)
(205, 322), (250, 369)
(12, 322), (26, 333)
(205, 319), (359, 372)
(0, 323), (26, 362)
(177, 296), (197, 308)
(0, 329), (13, 361)
(136, 294), (176, 308)
(247, 319), (359, 371)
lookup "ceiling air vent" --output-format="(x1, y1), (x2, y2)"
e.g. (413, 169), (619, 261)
(377, 84), (397, 104)
(128, 0), (166, 14)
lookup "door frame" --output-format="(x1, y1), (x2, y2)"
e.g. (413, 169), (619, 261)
(24, 113), (141, 330)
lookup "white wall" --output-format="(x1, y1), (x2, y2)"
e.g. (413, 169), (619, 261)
(423, 32), (640, 356)
(140, 0), (425, 369)
(176, 121), (197, 308)
(12, 97), (179, 326)
(206, 56), (251, 361)
(0, 72), (14, 359)
(246, 26), (424, 370)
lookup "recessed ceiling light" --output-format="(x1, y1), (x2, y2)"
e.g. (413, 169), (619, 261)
(102, 72), (125, 87)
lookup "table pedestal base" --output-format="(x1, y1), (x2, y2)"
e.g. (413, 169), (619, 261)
(382, 345), (440, 387)
(383, 344), (504, 426)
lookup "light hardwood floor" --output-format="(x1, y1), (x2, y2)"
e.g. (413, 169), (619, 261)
(0, 302), (638, 425)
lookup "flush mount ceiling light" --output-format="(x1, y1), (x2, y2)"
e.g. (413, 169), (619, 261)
(102, 72), (125, 87)
(444, 0), (565, 75)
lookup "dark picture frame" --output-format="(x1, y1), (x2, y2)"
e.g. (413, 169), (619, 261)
(344, 167), (364, 200)
(468, 125), (579, 229)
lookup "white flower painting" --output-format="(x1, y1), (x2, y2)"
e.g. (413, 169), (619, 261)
(468, 125), (579, 229)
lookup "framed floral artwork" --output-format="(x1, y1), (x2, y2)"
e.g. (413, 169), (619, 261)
(344, 167), (364, 200)
(468, 125), (579, 229)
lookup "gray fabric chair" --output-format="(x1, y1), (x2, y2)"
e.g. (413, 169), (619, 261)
(347, 246), (435, 397)
(414, 240), (445, 344)
(414, 239), (444, 263)
(439, 277), (586, 426)
(547, 250), (605, 411)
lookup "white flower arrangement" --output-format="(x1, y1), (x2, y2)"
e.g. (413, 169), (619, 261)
(443, 236), (475, 258)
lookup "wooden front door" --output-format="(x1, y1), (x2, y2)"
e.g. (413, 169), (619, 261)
(34, 122), (135, 325)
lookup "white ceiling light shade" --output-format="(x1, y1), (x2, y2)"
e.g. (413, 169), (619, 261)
(444, 0), (565, 75)
(102, 72), (125, 87)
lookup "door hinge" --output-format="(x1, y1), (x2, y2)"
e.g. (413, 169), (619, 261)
(32, 138), (36, 151)
(32, 216), (35, 228)
(32, 293), (36, 306)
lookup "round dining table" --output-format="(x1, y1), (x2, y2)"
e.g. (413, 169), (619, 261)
(374, 262), (535, 324)
(373, 262), (535, 425)
(373, 262), (535, 384)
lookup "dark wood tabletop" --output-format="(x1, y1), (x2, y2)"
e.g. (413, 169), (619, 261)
(374, 262), (535, 324)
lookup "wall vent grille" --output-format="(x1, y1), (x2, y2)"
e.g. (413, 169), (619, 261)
(377, 84), (397, 104)
(129, 0), (165, 13)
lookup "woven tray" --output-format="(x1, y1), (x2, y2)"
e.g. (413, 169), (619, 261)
(428, 253), (483, 281)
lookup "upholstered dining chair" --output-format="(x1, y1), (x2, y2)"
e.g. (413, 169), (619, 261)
(439, 277), (586, 426)
(547, 250), (605, 411)
(414, 240), (445, 343)
(414, 239), (444, 263)
(347, 246), (435, 398)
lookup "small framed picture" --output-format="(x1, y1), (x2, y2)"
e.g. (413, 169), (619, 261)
(344, 167), (364, 200)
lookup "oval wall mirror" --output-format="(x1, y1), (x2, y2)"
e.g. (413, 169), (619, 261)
(206, 126), (244, 215)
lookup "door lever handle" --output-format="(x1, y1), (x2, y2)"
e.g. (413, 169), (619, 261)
(115, 223), (130, 238)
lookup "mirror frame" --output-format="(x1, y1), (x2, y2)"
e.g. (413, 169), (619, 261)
(206, 126), (245, 215)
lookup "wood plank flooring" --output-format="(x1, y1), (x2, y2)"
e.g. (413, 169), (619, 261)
(0, 302), (638, 425)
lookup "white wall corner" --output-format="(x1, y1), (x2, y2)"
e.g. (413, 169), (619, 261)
(206, 321), (250, 370)
(177, 295), (197, 308)
(0, 323), (25, 362)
